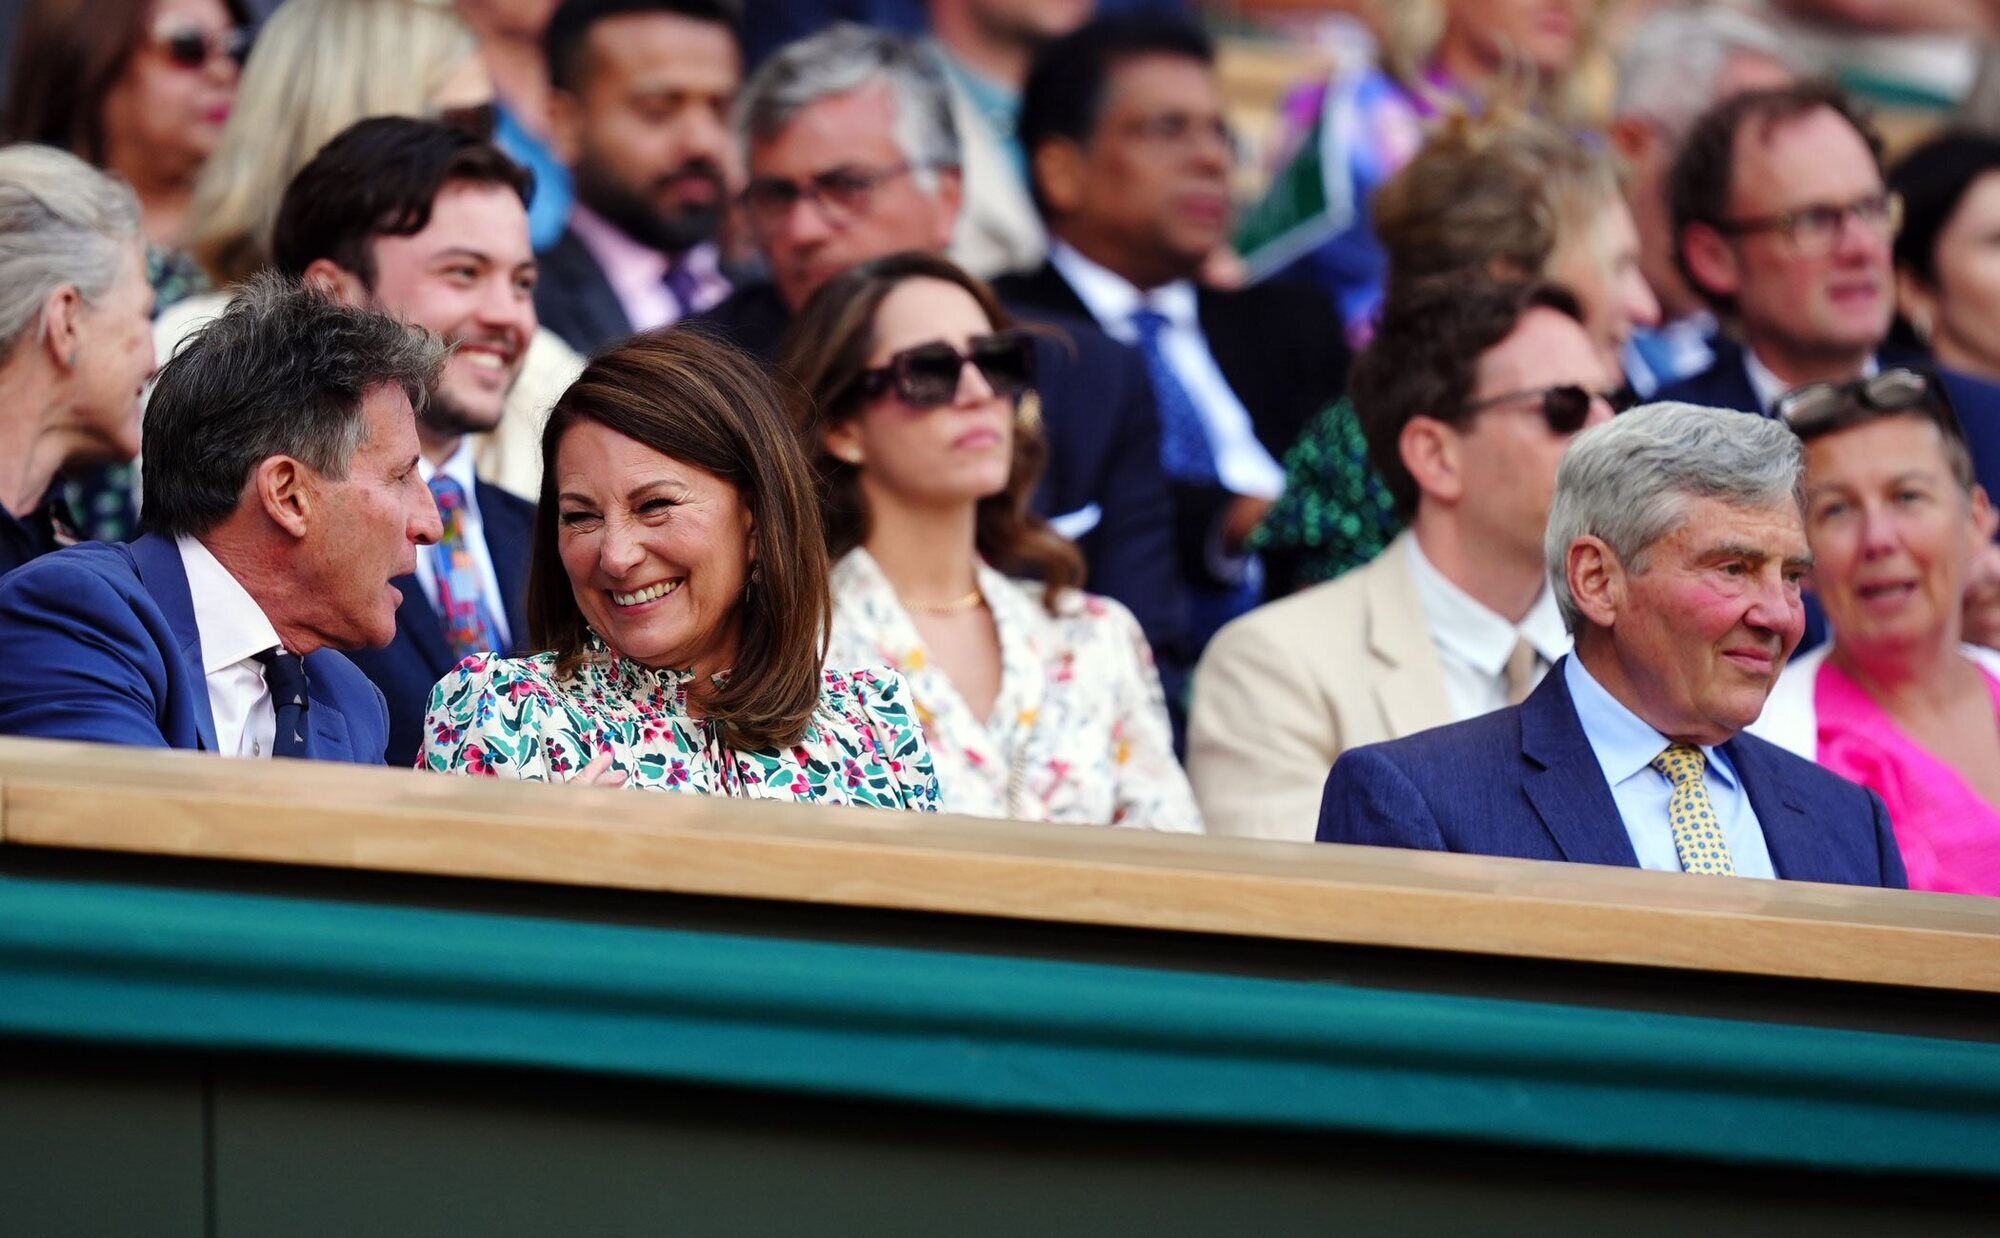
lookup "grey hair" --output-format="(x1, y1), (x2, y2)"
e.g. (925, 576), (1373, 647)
(0, 144), (141, 362)
(142, 271), (446, 539)
(1545, 402), (1806, 634)
(1615, 7), (1806, 141)
(735, 23), (960, 194)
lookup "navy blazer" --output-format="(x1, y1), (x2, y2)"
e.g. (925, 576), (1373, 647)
(533, 226), (633, 358)
(692, 280), (1190, 667)
(345, 480), (536, 769)
(1315, 657), (1908, 888)
(1654, 339), (1761, 416)
(0, 534), (391, 763)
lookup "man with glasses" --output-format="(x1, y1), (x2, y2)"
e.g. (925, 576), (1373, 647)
(1189, 279), (1611, 841)
(1658, 82), (1902, 418)
(996, 16), (1347, 641)
(695, 22), (1188, 700)
(533, 0), (743, 355)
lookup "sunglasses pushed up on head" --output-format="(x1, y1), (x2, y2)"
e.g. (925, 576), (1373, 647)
(856, 330), (1036, 410)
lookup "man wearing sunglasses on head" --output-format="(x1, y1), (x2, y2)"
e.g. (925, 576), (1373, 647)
(690, 22), (1189, 700)
(1189, 279), (1614, 841)
(1658, 82), (1904, 420)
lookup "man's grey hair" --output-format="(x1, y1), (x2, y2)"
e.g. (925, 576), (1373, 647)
(735, 23), (960, 195)
(1545, 402), (1806, 634)
(0, 144), (142, 362)
(1615, 6), (1806, 141)
(142, 272), (446, 539)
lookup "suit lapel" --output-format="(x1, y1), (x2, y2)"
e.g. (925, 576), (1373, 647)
(1362, 538), (1454, 739)
(393, 572), (453, 676)
(475, 481), (535, 653)
(1518, 663), (1642, 868)
(130, 534), (218, 752)
(299, 651), (352, 761)
(1012, 264), (1095, 324)
(1722, 735), (1817, 880)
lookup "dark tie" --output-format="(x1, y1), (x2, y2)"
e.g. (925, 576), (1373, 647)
(664, 257), (702, 319)
(253, 647), (311, 759)
(1129, 307), (1220, 484)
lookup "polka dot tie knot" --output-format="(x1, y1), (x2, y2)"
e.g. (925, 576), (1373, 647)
(1651, 743), (1736, 877)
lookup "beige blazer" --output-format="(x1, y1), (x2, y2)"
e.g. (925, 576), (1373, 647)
(937, 46), (1046, 280)
(1187, 532), (1454, 841)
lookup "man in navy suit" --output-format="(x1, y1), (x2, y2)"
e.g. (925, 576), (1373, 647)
(692, 23), (1190, 679)
(1655, 83), (1900, 419)
(0, 277), (446, 763)
(273, 118), (543, 767)
(1317, 403), (1907, 889)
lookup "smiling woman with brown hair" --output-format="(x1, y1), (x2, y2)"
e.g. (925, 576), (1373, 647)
(418, 328), (938, 810)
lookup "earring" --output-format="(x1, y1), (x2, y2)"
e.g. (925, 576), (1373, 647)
(1016, 389), (1043, 432)
(1910, 308), (1934, 346)
(840, 449), (863, 465)
(749, 563), (763, 586)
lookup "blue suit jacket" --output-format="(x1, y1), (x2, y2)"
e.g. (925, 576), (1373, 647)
(345, 480), (536, 769)
(1314, 657), (1908, 888)
(1654, 340), (1760, 416)
(0, 534), (391, 763)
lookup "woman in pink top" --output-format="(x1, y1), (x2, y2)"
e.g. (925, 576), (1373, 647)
(1753, 370), (2000, 895)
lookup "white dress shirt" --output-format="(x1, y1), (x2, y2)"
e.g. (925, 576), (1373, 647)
(176, 536), (282, 758)
(1047, 241), (1286, 500)
(1743, 348), (1879, 417)
(1405, 536), (1571, 721)
(415, 440), (512, 650)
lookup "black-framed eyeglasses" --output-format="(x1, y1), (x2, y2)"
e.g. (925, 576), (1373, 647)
(741, 163), (923, 229)
(1775, 367), (1964, 443)
(857, 331), (1036, 410)
(1712, 192), (1903, 258)
(1462, 384), (1612, 436)
(155, 23), (251, 70)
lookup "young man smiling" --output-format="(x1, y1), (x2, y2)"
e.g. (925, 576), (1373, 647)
(273, 116), (543, 767)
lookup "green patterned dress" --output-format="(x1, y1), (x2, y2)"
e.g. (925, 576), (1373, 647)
(1249, 396), (1403, 594)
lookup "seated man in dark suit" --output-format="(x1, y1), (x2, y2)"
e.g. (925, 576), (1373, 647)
(0, 276), (445, 763)
(535, 0), (744, 354)
(994, 15), (1348, 638)
(691, 23), (1188, 676)
(273, 117), (543, 768)
(1318, 402), (1907, 889)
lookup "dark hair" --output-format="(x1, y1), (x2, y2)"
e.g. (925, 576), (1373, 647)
(1352, 278), (1586, 521)
(776, 251), (1086, 610)
(529, 328), (830, 750)
(1786, 370), (1977, 492)
(1669, 81), (1884, 314)
(142, 272), (445, 538)
(2, 0), (250, 165)
(271, 116), (533, 288)
(545, 0), (742, 95)
(1890, 130), (2000, 291)
(1017, 15), (1213, 219)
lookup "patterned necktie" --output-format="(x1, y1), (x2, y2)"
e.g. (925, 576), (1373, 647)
(1651, 744), (1737, 876)
(428, 476), (501, 660)
(1503, 637), (1539, 706)
(1129, 307), (1221, 484)
(253, 647), (310, 759)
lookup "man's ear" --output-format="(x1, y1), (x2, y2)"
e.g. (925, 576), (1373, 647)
(1567, 534), (1624, 629)
(255, 456), (312, 540)
(1605, 115), (1654, 167)
(302, 258), (368, 308)
(1399, 416), (1464, 507)
(547, 87), (583, 167)
(930, 165), (964, 245)
(1679, 221), (1740, 303)
(41, 284), (84, 369)
(1032, 139), (1087, 220)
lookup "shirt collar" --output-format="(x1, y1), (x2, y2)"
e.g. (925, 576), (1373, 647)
(1047, 240), (1198, 331)
(1562, 654), (1739, 789)
(418, 437), (480, 504)
(1743, 347), (1879, 416)
(176, 535), (283, 676)
(1406, 537), (1570, 675)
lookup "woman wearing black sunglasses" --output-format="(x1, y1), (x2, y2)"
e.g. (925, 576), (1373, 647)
(780, 253), (1201, 830)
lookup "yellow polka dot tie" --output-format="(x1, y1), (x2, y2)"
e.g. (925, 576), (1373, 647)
(1651, 744), (1736, 876)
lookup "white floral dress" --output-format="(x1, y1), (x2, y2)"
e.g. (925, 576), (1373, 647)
(826, 549), (1201, 831)
(419, 640), (939, 810)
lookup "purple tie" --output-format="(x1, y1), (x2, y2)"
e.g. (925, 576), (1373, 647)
(664, 258), (702, 318)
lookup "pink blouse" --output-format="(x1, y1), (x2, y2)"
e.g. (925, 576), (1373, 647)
(1816, 659), (2000, 896)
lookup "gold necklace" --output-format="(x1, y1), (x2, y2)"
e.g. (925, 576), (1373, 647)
(906, 587), (985, 616)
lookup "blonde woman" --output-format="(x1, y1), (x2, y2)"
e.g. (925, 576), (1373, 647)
(153, 0), (576, 500)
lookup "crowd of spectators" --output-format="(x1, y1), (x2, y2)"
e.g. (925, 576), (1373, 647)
(0, 0), (1995, 899)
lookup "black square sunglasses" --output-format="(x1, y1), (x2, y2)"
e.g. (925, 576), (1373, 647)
(857, 331), (1036, 409)
(1462, 383), (1621, 435)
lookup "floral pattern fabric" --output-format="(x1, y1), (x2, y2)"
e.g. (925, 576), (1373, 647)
(419, 641), (939, 811)
(826, 549), (1202, 832)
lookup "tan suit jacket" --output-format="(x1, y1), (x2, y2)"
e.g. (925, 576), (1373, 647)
(936, 46), (1045, 280)
(1187, 533), (1454, 841)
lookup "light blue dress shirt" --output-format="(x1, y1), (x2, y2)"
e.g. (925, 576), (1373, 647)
(1562, 656), (1776, 879)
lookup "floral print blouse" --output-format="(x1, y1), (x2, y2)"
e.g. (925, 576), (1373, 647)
(419, 641), (940, 811)
(826, 550), (1202, 832)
